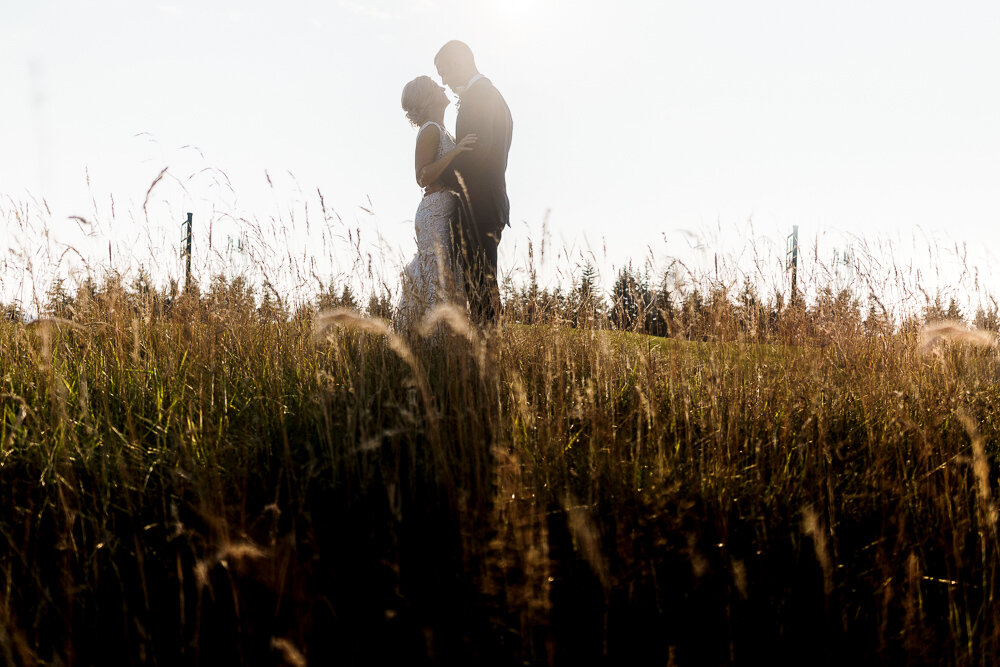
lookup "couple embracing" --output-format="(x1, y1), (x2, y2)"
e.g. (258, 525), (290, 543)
(398, 40), (513, 327)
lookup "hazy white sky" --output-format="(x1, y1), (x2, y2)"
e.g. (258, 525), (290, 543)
(3, 0), (999, 308)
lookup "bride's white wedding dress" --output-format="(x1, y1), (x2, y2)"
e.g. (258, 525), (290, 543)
(396, 121), (465, 326)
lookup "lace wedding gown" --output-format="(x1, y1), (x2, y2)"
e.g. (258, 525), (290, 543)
(397, 121), (465, 326)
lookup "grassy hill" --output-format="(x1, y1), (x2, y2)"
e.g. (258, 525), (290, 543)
(2, 290), (999, 664)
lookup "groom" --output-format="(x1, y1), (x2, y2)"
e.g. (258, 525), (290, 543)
(435, 40), (513, 325)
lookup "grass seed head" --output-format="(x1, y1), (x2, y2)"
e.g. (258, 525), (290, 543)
(918, 320), (997, 355)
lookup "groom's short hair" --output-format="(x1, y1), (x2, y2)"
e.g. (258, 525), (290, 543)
(435, 40), (476, 69)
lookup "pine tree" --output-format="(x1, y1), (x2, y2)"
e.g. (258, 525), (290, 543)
(737, 278), (764, 341)
(610, 265), (651, 332)
(366, 291), (395, 320)
(864, 297), (892, 336)
(974, 301), (999, 332)
(923, 291), (963, 323)
(44, 278), (75, 318)
(316, 281), (359, 311)
(573, 262), (604, 329)
(679, 287), (705, 340)
(259, 280), (289, 323)
(649, 272), (674, 337)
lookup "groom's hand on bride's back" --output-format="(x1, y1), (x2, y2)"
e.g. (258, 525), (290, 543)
(439, 135), (476, 189)
(455, 134), (477, 152)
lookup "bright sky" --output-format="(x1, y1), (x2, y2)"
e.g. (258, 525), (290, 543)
(3, 0), (999, 312)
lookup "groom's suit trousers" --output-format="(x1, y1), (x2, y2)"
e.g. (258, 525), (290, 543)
(451, 211), (501, 324)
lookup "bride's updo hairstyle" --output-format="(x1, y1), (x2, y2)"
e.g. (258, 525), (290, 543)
(401, 76), (438, 127)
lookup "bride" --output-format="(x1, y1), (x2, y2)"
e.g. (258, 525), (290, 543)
(396, 75), (476, 326)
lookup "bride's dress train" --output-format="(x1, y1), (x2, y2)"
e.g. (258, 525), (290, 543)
(396, 121), (465, 326)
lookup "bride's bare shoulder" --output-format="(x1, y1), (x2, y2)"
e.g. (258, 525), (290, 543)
(415, 122), (440, 150)
(417, 121), (442, 136)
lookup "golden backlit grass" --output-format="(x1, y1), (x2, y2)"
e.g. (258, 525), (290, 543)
(2, 282), (1000, 664)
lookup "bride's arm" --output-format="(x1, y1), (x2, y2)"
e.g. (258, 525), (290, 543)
(414, 125), (477, 189)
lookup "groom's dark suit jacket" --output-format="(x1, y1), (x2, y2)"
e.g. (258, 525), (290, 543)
(444, 77), (513, 242)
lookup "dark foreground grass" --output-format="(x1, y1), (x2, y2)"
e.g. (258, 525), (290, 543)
(2, 290), (1000, 665)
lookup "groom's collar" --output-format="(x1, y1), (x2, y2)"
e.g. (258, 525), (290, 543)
(456, 73), (485, 97)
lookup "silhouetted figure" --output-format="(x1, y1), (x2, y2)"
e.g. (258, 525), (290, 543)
(434, 40), (513, 325)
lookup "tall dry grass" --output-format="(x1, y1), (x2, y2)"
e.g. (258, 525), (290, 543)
(3, 185), (1000, 664)
(1, 269), (999, 664)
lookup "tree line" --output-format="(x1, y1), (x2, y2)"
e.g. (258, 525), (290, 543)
(3, 263), (997, 343)
(501, 262), (1000, 343)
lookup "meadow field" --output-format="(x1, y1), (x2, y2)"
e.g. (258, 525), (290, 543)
(2, 265), (1000, 665)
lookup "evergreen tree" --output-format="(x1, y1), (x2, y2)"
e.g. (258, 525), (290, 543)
(737, 278), (765, 341)
(572, 262), (604, 329)
(259, 280), (289, 322)
(44, 278), (75, 318)
(944, 297), (963, 322)
(579, 262), (597, 299)
(649, 272), (674, 337)
(366, 291), (395, 320)
(316, 281), (359, 311)
(864, 297), (892, 336)
(207, 274), (256, 314)
(974, 302), (1000, 332)
(513, 270), (542, 324)
(923, 291), (963, 323)
(610, 265), (651, 332)
(678, 287), (705, 340)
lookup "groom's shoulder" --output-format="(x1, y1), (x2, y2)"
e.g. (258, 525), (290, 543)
(467, 77), (506, 106)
